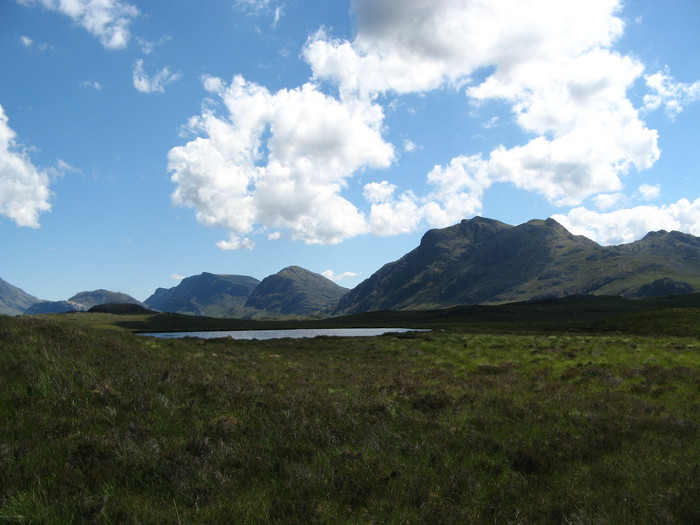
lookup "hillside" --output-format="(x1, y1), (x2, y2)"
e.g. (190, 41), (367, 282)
(22, 289), (145, 315)
(68, 289), (145, 309)
(0, 277), (39, 316)
(335, 217), (700, 314)
(144, 273), (261, 317)
(243, 266), (348, 318)
(24, 300), (88, 315)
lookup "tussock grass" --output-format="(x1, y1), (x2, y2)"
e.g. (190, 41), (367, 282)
(1, 314), (699, 523)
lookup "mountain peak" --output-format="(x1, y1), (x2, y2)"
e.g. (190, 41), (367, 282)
(245, 266), (347, 317)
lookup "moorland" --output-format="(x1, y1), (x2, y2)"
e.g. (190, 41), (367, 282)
(1, 295), (699, 523)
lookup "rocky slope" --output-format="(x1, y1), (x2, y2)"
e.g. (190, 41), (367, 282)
(0, 278), (39, 316)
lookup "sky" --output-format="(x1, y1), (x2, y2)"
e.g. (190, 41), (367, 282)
(1, 0), (699, 303)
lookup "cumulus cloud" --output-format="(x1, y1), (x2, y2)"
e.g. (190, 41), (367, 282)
(18, 0), (139, 49)
(305, 0), (625, 97)
(0, 104), (52, 227)
(168, 75), (394, 248)
(171, 0), (699, 248)
(307, 0), (660, 214)
(553, 198), (700, 245)
(132, 60), (181, 93)
(593, 192), (625, 211)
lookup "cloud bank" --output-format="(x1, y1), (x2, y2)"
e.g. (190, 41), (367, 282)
(0, 105), (51, 228)
(169, 0), (699, 249)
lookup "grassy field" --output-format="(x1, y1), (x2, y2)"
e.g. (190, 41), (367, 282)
(1, 308), (699, 523)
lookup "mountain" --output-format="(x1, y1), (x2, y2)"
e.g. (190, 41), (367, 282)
(0, 278), (40, 316)
(144, 273), (261, 317)
(68, 289), (145, 309)
(24, 300), (88, 315)
(244, 266), (349, 318)
(334, 217), (700, 315)
(22, 289), (145, 315)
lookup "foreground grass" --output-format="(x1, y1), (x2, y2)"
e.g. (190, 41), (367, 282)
(1, 315), (699, 523)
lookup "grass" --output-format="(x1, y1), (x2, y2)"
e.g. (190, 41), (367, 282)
(1, 310), (700, 523)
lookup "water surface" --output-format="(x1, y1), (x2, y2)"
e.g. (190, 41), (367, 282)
(141, 328), (424, 340)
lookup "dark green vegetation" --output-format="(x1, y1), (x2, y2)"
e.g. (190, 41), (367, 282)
(335, 217), (700, 314)
(2, 300), (700, 523)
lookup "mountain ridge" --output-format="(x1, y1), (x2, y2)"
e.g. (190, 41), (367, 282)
(334, 217), (700, 315)
(4, 216), (700, 318)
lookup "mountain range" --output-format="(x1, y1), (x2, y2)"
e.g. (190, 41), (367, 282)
(2, 217), (699, 318)
(334, 217), (700, 314)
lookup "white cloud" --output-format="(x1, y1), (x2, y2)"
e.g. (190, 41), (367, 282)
(272, 6), (283, 28)
(80, 80), (102, 90)
(644, 69), (700, 118)
(638, 183), (661, 201)
(132, 60), (181, 93)
(168, 75), (395, 248)
(18, 0), (139, 49)
(171, 0), (698, 250)
(403, 139), (417, 152)
(234, 0), (271, 10)
(306, 0), (662, 217)
(170, 274), (186, 280)
(234, 0), (283, 27)
(322, 270), (359, 282)
(305, 0), (625, 98)
(0, 104), (51, 228)
(593, 192), (625, 211)
(553, 198), (700, 245)
(363, 180), (395, 203)
(136, 35), (171, 55)
(20, 35), (33, 47)
(216, 235), (255, 251)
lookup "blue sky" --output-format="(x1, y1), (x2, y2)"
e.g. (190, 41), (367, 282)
(1, 0), (699, 302)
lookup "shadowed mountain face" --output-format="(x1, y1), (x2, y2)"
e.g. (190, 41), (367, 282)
(334, 217), (700, 315)
(144, 273), (261, 317)
(21, 289), (145, 315)
(68, 290), (145, 309)
(244, 266), (348, 317)
(0, 278), (39, 316)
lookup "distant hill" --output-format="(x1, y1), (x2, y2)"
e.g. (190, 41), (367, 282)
(0, 277), (40, 316)
(144, 273), (261, 317)
(23, 289), (145, 315)
(24, 300), (88, 315)
(68, 289), (145, 309)
(88, 303), (155, 314)
(244, 266), (349, 318)
(334, 217), (700, 315)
